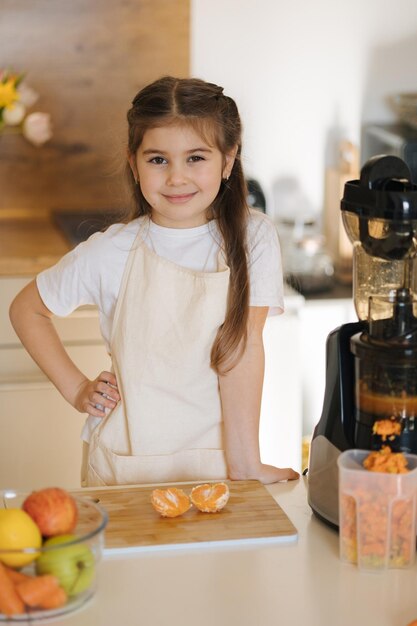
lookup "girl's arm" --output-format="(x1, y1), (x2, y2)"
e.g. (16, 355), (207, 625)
(219, 306), (300, 484)
(9, 280), (119, 417)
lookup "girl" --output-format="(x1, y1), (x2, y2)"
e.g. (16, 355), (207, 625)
(9, 76), (299, 487)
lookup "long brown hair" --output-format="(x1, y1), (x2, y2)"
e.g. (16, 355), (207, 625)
(126, 76), (249, 373)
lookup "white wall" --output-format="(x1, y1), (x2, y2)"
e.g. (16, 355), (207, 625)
(191, 0), (417, 218)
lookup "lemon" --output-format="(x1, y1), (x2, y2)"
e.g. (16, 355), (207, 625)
(0, 508), (42, 567)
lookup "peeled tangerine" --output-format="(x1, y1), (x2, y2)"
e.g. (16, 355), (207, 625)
(151, 488), (191, 518)
(190, 483), (230, 513)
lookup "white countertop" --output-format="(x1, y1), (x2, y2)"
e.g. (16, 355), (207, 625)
(42, 477), (417, 626)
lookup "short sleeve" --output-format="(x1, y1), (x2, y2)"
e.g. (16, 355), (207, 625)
(247, 211), (284, 315)
(37, 221), (138, 329)
(36, 235), (104, 316)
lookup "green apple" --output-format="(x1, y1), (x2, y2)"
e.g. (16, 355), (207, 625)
(35, 534), (95, 596)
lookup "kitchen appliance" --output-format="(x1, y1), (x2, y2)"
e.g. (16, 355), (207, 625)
(283, 233), (334, 295)
(283, 233), (335, 295)
(362, 123), (417, 184)
(307, 154), (417, 527)
(273, 178), (334, 294)
(246, 178), (266, 212)
(52, 209), (122, 247)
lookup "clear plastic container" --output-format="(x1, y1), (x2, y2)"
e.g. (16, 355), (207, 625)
(338, 449), (417, 571)
(0, 491), (108, 622)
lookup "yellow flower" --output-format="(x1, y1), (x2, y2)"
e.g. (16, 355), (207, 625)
(0, 77), (19, 109)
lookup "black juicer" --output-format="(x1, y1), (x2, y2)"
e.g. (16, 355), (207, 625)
(307, 155), (417, 527)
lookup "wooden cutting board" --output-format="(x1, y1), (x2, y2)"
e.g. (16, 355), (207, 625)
(71, 480), (297, 554)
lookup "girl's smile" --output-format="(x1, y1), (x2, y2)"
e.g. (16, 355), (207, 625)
(162, 192), (198, 204)
(131, 124), (236, 228)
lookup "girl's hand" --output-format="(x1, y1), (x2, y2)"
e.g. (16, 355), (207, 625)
(229, 463), (300, 485)
(73, 371), (120, 417)
(255, 463), (300, 485)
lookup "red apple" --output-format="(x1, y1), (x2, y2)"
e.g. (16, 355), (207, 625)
(22, 487), (78, 537)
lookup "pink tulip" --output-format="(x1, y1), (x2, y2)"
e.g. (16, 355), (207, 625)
(22, 112), (52, 146)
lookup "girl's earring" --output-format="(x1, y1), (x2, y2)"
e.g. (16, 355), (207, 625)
(222, 175), (229, 183)
(134, 177), (139, 185)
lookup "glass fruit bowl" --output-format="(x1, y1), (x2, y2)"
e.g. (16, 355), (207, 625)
(0, 490), (108, 621)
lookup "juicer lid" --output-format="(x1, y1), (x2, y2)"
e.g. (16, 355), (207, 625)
(341, 155), (417, 220)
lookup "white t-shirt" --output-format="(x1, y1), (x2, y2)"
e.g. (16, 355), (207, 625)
(37, 210), (284, 353)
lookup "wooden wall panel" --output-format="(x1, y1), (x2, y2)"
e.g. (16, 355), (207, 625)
(0, 0), (190, 213)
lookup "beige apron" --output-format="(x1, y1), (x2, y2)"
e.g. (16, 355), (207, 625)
(86, 221), (230, 486)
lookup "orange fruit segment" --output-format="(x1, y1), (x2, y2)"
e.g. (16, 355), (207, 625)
(190, 482), (230, 513)
(150, 488), (191, 518)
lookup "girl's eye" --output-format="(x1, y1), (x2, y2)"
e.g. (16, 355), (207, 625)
(188, 155), (205, 163)
(149, 156), (167, 165)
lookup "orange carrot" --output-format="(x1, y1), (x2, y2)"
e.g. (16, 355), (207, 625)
(4, 566), (32, 585)
(0, 561), (25, 616)
(39, 586), (67, 610)
(16, 574), (60, 608)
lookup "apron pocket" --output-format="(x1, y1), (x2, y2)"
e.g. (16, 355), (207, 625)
(86, 462), (108, 487)
(90, 442), (227, 485)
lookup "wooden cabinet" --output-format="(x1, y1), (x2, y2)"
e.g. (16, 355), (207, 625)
(0, 277), (110, 490)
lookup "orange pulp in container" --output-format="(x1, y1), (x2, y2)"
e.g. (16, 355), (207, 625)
(338, 449), (417, 571)
(363, 445), (409, 473)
